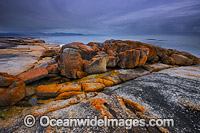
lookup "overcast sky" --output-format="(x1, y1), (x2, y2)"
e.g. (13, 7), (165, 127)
(0, 0), (200, 35)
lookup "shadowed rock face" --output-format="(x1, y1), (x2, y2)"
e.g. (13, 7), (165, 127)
(0, 72), (25, 106)
(104, 65), (200, 132)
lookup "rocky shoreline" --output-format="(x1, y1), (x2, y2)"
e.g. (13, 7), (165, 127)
(0, 37), (200, 132)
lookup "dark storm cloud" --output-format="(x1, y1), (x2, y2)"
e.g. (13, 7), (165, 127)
(0, 0), (200, 34)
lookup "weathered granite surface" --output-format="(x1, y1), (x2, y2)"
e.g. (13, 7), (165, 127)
(0, 38), (60, 76)
(104, 65), (200, 132)
(0, 93), (168, 132)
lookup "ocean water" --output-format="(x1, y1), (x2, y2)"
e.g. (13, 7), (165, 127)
(42, 35), (200, 57)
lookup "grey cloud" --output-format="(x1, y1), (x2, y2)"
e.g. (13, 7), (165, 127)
(0, 0), (200, 34)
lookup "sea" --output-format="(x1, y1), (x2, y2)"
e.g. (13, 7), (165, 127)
(42, 35), (200, 57)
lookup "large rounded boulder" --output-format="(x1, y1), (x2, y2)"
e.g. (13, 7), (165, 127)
(58, 48), (83, 79)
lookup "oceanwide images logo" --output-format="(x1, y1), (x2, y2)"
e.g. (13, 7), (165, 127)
(24, 115), (174, 129)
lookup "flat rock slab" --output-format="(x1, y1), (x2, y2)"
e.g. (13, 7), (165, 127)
(0, 45), (46, 76)
(104, 65), (200, 132)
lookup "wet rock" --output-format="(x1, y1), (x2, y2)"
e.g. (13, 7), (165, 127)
(58, 48), (83, 79)
(0, 73), (25, 106)
(84, 54), (108, 74)
(171, 54), (192, 66)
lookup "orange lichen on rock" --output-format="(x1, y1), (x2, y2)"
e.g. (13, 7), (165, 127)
(0, 73), (16, 87)
(82, 83), (105, 92)
(77, 76), (114, 87)
(33, 93), (97, 117)
(76, 71), (88, 79)
(47, 64), (59, 74)
(138, 48), (149, 66)
(90, 98), (112, 118)
(102, 75), (121, 85)
(56, 91), (83, 100)
(58, 48), (83, 79)
(0, 72), (25, 106)
(118, 49), (140, 68)
(102, 79), (114, 87)
(58, 83), (82, 93)
(123, 98), (154, 120)
(36, 84), (60, 98)
(125, 40), (156, 59)
(17, 67), (49, 84)
(123, 98), (146, 112)
(143, 43), (156, 58)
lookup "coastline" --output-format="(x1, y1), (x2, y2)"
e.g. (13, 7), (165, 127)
(0, 37), (200, 132)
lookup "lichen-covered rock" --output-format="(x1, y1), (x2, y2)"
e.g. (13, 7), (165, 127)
(0, 73), (25, 106)
(101, 72), (122, 85)
(76, 71), (88, 78)
(61, 42), (96, 60)
(58, 48), (83, 79)
(17, 67), (50, 84)
(42, 49), (59, 57)
(47, 64), (59, 74)
(36, 84), (60, 98)
(84, 54), (108, 74)
(107, 56), (119, 67)
(118, 49), (140, 68)
(153, 45), (169, 58)
(171, 54), (192, 66)
(104, 65), (200, 132)
(137, 48), (149, 66)
(180, 51), (200, 65)
(82, 83), (105, 92)
(0, 73), (15, 87)
(162, 55), (175, 65)
(58, 83), (82, 93)
(56, 91), (83, 100)
(0, 93), (168, 132)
